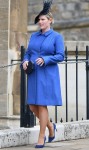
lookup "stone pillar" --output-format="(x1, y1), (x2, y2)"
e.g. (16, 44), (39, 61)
(0, 0), (28, 117)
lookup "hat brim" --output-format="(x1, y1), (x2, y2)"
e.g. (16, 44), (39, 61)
(34, 11), (48, 24)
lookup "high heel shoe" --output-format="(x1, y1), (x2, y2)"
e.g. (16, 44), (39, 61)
(35, 136), (46, 148)
(48, 123), (56, 142)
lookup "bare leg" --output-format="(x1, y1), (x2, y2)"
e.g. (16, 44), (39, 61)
(36, 106), (48, 145)
(30, 105), (55, 138)
(30, 105), (39, 118)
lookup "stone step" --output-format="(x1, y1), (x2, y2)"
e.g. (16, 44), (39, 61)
(0, 120), (89, 148)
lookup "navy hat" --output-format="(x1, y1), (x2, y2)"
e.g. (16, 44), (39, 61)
(34, 0), (53, 24)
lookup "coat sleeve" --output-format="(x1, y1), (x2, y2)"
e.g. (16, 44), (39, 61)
(42, 34), (65, 65)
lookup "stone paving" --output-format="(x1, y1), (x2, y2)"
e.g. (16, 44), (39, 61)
(2, 138), (89, 150)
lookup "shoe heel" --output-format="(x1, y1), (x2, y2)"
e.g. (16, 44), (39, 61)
(48, 123), (57, 143)
(35, 136), (46, 148)
(44, 136), (46, 143)
(54, 123), (57, 131)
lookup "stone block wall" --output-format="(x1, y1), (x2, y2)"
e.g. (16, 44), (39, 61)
(0, 0), (9, 116)
(8, 0), (28, 116)
(0, 0), (28, 117)
(9, 0), (28, 115)
(28, 0), (89, 41)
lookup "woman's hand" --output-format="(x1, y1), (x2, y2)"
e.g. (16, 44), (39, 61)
(22, 61), (29, 70)
(36, 58), (44, 66)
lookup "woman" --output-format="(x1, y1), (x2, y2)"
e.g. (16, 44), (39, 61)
(22, 0), (64, 148)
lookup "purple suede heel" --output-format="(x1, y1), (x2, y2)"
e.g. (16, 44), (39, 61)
(48, 123), (56, 142)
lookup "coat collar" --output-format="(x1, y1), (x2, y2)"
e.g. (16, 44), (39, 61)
(37, 29), (53, 37)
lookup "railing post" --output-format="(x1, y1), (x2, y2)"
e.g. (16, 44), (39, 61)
(75, 46), (78, 121)
(55, 106), (57, 123)
(65, 46), (68, 122)
(86, 46), (89, 119)
(20, 46), (26, 127)
(20, 46), (35, 127)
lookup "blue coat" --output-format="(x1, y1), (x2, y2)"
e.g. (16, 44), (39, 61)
(23, 29), (64, 106)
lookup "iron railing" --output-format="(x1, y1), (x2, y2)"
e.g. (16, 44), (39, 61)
(20, 45), (89, 127)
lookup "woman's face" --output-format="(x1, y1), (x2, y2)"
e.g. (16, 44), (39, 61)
(38, 15), (51, 31)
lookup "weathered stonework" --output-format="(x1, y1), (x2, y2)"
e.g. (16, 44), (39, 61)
(28, 0), (89, 41)
(0, 0), (28, 116)
(0, 121), (89, 148)
(8, 0), (28, 116)
(0, 0), (9, 116)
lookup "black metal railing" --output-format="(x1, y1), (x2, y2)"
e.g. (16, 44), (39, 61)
(20, 45), (89, 127)
(65, 46), (79, 122)
(20, 46), (35, 127)
(55, 45), (89, 123)
(86, 46), (89, 120)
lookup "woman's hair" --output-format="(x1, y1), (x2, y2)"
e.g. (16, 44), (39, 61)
(45, 12), (54, 24)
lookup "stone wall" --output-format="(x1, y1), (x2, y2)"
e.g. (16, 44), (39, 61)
(0, 0), (9, 116)
(0, 0), (28, 117)
(9, 0), (28, 115)
(28, 0), (89, 41)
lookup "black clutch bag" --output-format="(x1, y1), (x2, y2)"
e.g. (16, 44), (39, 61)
(24, 61), (34, 74)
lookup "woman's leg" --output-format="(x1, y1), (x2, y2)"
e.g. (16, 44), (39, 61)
(30, 105), (55, 139)
(37, 106), (48, 145)
(30, 105), (39, 118)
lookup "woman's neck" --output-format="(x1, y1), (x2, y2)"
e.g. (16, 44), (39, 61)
(41, 27), (50, 33)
